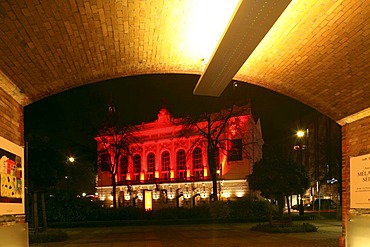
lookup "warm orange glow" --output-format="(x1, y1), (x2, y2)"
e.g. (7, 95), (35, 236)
(297, 130), (305, 138)
(182, 0), (239, 62)
(223, 191), (231, 198)
(186, 170), (190, 178)
(168, 191), (175, 200)
(126, 173), (131, 180)
(137, 191), (143, 200)
(155, 171), (159, 179)
(170, 170), (174, 179)
(204, 167), (208, 177)
(236, 191), (245, 197)
(153, 191), (160, 200)
(221, 156), (227, 174)
(144, 191), (152, 211)
(240, 0), (321, 74)
(140, 172), (145, 181)
(200, 191), (208, 199)
(184, 191), (191, 199)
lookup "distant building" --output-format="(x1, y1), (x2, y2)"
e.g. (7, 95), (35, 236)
(287, 111), (342, 206)
(95, 105), (264, 209)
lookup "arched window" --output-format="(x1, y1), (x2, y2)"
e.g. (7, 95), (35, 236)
(120, 156), (128, 174)
(119, 155), (128, 181)
(193, 148), (203, 179)
(177, 149), (186, 179)
(161, 151), (170, 180)
(100, 152), (110, 172)
(147, 153), (155, 181)
(133, 154), (141, 181)
(193, 148), (202, 169)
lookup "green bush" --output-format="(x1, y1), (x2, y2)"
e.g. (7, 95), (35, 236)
(29, 229), (68, 243)
(30, 194), (279, 226)
(45, 193), (103, 222)
(228, 196), (273, 219)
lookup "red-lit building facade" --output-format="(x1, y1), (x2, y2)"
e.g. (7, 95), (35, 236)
(96, 105), (263, 209)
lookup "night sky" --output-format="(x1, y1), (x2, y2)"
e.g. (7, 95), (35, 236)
(24, 74), (314, 160)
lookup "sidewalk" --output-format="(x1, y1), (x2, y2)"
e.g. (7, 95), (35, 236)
(30, 220), (342, 247)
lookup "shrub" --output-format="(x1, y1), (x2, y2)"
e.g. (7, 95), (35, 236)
(31, 194), (278, 226)
(228, 196), (273, 219)
(45, 193), (103, 222)
(207, 201), (231, 219)
(29, 229), (68, 243)
(250, 222), (318, 233)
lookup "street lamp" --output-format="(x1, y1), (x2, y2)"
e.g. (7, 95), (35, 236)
(65, 156), (75, 191)
(65, 156), (75, 178)
(67, 156), (75, 163)
(296, 130), (307, 216)
(297, 130), (305, 138)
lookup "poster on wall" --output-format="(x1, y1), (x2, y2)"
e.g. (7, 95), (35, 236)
(350, 153), (370, 208)
(0, 137), (24, 215)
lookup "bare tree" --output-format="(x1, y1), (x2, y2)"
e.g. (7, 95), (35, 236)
(96, 103), (139, 208)
(181, 104), (251, 201)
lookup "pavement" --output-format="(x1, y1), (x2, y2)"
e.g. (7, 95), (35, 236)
(30, 220), (342, 247)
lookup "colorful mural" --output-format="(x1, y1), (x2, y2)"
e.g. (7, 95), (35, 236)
(0, 137), (24, 215)
(0, 150), (22, 203)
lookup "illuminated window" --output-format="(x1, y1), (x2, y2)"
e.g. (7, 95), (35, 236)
(193, 148), (202, 169)
(133, 154), (141, 181)
(161, 151), (170, 180)
(147, 153), (155, 181)
(120, 156), (128, 174)
(119, 155), (128, 181)
(193, 148), (204, 179)
(177, 149), (186, 179)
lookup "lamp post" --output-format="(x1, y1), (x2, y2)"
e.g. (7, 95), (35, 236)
(296, 130), (307, 216)
(65, 156), (75, 192)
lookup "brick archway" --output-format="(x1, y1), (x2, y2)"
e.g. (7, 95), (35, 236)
(0, 1), (369, 246)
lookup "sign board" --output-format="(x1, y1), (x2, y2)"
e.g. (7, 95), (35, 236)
(350, 154), (370, 208)
(0, 137), (24, 215)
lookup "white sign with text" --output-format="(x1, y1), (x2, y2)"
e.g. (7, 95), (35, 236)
(350, 154), (370, 208)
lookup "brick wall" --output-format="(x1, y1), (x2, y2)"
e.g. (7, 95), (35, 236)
(0, 87), (23, 146)
(340, 116), (370, 246)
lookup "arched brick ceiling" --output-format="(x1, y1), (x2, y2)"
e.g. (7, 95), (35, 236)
(0, 0), (369, 125)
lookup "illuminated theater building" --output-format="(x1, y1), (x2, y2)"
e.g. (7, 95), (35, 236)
(96, 105), (263, 209)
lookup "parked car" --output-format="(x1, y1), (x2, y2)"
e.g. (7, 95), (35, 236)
(291, 204), (300, 211)
(305, 199), (337, 210)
